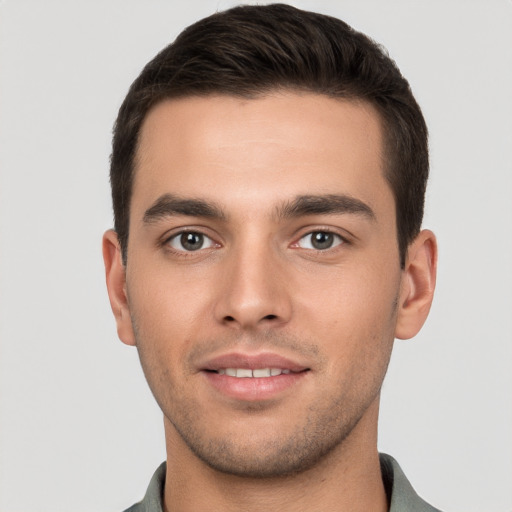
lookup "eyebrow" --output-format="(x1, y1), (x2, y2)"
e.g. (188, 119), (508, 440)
(143, 194), (226, 224)
(142, 193), (375, 225)
(277, 194), (376, 221)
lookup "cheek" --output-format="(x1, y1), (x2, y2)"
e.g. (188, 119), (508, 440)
(297, 262), (400, 323)
(315, 296), (396, 408)
(129, 261), (216, 328)
(295, 263), (399, 362)
(125, 279), (205, 388)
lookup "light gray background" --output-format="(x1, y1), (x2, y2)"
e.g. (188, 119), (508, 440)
(1, 1), (511, 511)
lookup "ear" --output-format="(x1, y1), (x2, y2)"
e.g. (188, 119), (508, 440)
(102, 230), (136, 346)
(395, 229), (437, 340)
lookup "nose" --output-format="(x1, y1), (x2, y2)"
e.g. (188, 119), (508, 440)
(214, 240), (293, 330)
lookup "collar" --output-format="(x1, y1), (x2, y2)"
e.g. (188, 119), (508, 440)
(125, 453), (442, 511)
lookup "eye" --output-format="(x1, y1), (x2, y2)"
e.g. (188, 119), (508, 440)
(297, 231), (344, 250)
(167, 231), (216, 252)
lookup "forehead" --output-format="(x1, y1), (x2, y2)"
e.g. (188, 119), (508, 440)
(132, 93), (390, 218)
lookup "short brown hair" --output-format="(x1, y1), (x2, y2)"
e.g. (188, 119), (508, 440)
(110, 3), (428, 267)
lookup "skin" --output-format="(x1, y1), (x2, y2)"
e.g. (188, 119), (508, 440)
(103, 92), (437, 512)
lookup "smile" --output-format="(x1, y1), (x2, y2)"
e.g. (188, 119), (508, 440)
(217, 368), (291, 377)
(199, 352), (311, 400)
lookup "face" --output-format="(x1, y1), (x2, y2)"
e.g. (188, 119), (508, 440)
(106, 93), (424, 477)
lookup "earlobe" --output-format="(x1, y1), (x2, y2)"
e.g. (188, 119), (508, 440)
(102, 230), (136, 346)
(395, 229), (437, 340)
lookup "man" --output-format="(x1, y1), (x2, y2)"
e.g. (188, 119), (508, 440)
(103, 4), (439, 511)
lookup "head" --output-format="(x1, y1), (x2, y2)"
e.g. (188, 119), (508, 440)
(104, 4), (436, 481)
(110, 3), (428, 268)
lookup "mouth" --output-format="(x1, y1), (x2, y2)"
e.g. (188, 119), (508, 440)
(211, 368), (295, 377)
(200, 351), (309, 372)
(199, 353), (310, 401)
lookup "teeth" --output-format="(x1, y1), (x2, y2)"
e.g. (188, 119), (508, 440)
(253, 368), (271, 378)
(218, 368), (289, 378)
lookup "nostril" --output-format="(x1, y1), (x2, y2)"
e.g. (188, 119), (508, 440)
(221, 313), (281, 326)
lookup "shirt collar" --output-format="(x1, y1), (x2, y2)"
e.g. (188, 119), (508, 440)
(126, 454), (441, 512)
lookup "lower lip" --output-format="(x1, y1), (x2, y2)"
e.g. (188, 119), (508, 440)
(202, 371), (308, 401)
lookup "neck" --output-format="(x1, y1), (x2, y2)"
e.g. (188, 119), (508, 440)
(162, 399), (387, 512)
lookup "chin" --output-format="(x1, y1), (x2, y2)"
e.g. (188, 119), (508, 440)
(168, 408), (358, 479)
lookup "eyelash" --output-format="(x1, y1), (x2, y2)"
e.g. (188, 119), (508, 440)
(163, 230), (219, 255)
(294, 230), (346, 251)
(161, 227), (350, 256)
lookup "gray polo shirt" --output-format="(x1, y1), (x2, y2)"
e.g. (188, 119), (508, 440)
(124, 453), (442, 511)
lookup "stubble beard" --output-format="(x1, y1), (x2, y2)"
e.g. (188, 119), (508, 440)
(132, 315), (393, 479)
(165, 390), (372, 479)
(137, 344), (389, 480)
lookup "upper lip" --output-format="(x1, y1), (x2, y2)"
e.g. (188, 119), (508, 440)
(200, 352), (310, 373)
